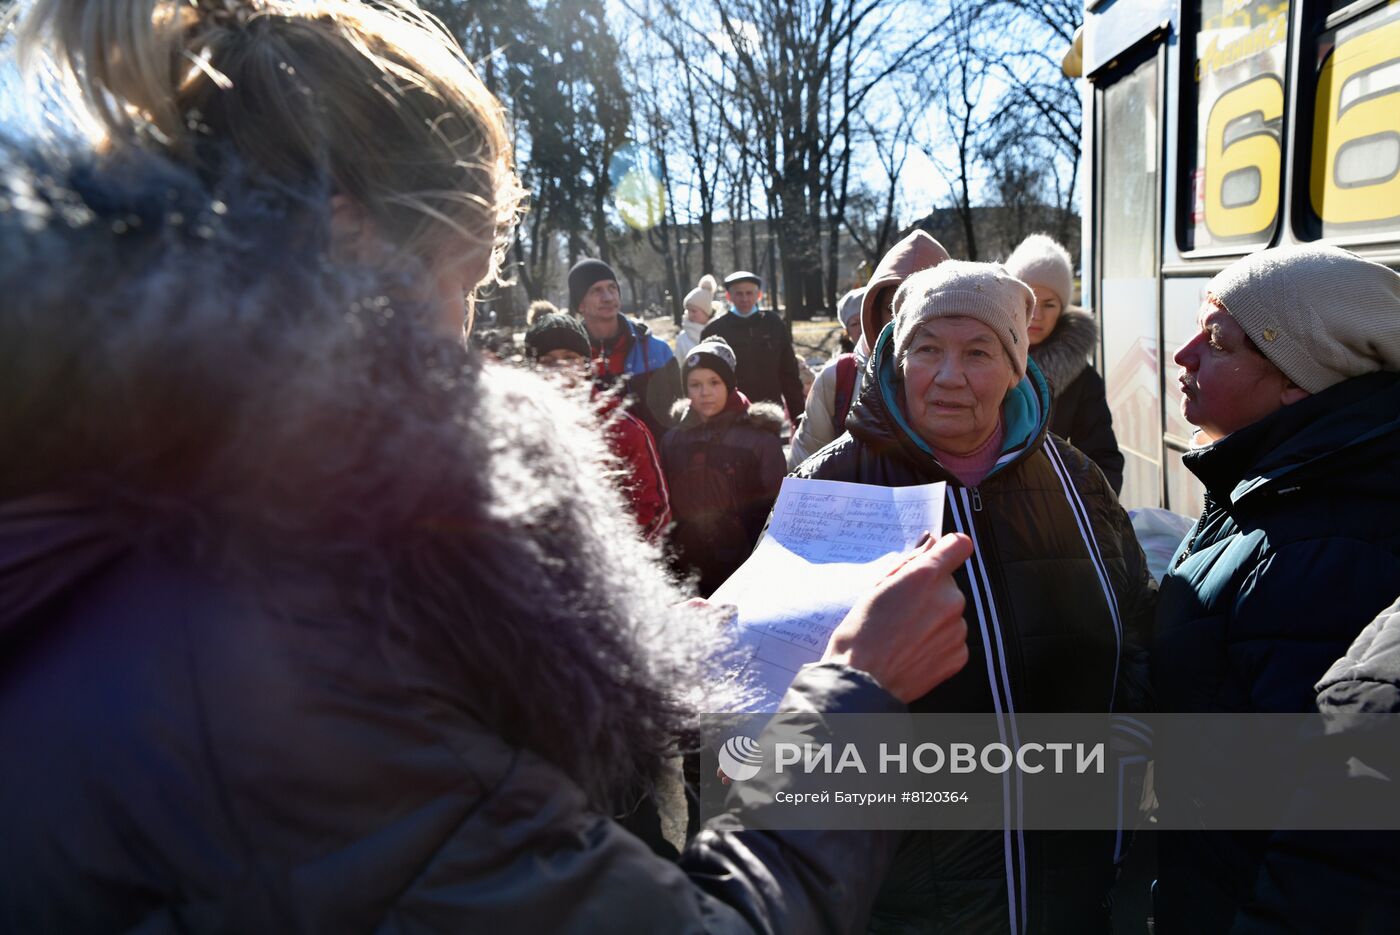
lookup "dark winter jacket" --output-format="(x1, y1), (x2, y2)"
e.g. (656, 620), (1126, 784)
(1224, 595), (1400, 935)
(661, 394), (786, 597)
(1029, 308), (1124, 495)
(0, 142), (907, 934)
(591, 315), (683, 439)
(1152, 370), (1400, 935)
(794, 323), (1157, 935)
(700, 309), (806, 420)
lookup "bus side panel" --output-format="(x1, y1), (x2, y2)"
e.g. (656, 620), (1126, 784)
(1163, 276), (1211, 517)
(1102, 279), (1162, 511)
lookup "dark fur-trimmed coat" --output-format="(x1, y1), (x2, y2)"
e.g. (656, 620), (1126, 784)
(0, 143), (902, 932)
(1030, 308), (1124, 495)
(661, 396), (786, 597)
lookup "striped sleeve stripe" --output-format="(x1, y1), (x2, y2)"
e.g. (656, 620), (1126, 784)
(947, 489), (1027, 935)
(1043, 442), (1123, 709)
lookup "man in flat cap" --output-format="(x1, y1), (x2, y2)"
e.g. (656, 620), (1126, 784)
(699, 271), (806, 422)
(569, 258), (682, 439)
(1153, 244), (1400, 934)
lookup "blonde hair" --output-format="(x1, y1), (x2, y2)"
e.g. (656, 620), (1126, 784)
(11, 0), (526, 278)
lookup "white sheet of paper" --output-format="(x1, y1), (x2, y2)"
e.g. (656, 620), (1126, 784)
(711, 476), (946, 711)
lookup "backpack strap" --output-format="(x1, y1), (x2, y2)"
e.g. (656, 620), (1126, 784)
(832, 353), (858, 432)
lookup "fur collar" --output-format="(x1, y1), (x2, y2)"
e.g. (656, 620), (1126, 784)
(0, 142), (746, 809)
(669, 396), (785, 433)
(1028, 308), (1096, 398)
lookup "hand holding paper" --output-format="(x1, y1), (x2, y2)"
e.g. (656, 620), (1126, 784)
(822, 531), (972, 703)
(712, 477), (970, 709)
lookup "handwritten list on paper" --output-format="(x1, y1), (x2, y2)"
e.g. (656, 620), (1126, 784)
(710, 477), (946, 711)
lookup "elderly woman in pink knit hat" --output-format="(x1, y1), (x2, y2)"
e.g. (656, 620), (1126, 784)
(794, 259), (1156, 934)
(1005, 233), (1124, 494)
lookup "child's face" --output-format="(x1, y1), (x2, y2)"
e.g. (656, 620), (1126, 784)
(536, 348), (589, 387)
(686, 367), (728, 420)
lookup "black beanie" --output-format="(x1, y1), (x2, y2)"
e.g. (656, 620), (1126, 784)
(568, 258), (619, 311)
(682, 335), (738, 394)
(524, 312), (591, 361)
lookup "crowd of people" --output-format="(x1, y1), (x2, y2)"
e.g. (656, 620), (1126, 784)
(1, 1), (1399, 933)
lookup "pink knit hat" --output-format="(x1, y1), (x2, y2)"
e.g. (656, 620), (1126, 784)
(892, 261), (1035, 377)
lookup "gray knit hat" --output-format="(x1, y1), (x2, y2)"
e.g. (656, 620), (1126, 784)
(892, 261), (1035, 377)
(1004, 233), (1074, 308)
(1208, 245), (1400, 394)
(837, 287), (865, 327)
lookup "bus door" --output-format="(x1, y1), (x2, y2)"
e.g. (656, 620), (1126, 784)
(1094, 42), (1167, 512)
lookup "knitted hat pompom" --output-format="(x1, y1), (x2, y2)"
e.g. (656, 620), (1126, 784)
(683, 274), (719, 315)
(524, 312), (590, 361)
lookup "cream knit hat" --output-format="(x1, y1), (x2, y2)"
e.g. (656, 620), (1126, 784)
(1004, 233), (1074, 307)
(683, 274), (719, 316)
(1208, 245), (1400, 394)
(893, 261), (1035, 376)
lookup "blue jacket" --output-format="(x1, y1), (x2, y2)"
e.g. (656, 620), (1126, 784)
(1153, 370), (1400, 934)
(619, 315), (675, 375)
(593, 316), (682, 439)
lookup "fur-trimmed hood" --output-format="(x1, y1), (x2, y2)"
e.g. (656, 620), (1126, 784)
(0, 141), (745, 809)
(668, 396), (785, 434)
(1028, 307), (1097, 399)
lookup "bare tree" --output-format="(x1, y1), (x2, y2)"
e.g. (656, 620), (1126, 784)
(920, 3), (995, 260)
(623, 0), (942, 322)
(981, 0), (1083, 247)
(838, 77), (927, 267)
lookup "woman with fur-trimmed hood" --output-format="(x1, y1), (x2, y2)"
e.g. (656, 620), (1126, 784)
(663, 337), (786, 597)
(0, 0), (980, 930)
(1005, 234), (1125, 495)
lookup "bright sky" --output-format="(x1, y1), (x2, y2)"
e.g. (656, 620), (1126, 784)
(0, 3), (1027, 224)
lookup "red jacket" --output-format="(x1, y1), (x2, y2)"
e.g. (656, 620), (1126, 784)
(600, 400), (671, 541)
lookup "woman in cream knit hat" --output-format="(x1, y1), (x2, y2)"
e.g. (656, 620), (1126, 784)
(674, 273), (719, 359)
(1004, 233), (1124, 494)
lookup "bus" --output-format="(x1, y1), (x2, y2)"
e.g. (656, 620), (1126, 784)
(1077, 0), (1400, 516)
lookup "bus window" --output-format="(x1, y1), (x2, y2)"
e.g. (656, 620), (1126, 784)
(1303, 0), (1400, 242)
(1100, 54), (1163, 511)
(1181, 0), (1290, 252)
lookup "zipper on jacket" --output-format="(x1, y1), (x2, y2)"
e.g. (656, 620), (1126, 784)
(952, 487), (1026, 935)
(1174, 491), (1215, 569)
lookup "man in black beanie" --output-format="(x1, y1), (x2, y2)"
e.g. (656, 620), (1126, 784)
(568, 258), (681, 439)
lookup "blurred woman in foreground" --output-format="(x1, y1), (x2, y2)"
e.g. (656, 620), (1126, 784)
(0, 0), (972, 930)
